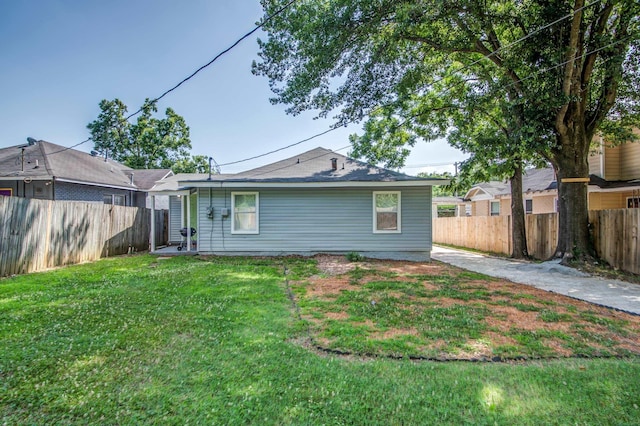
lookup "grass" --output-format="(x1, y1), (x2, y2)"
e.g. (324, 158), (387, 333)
(0, 254), (639, 424)
(295, 261), (640, 361)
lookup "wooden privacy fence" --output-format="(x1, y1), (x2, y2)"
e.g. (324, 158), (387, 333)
(154, 209), (169, 247)
(590, 209), (640, 275)
(434, 210), (639, 275)
(0, 197), (152, 277)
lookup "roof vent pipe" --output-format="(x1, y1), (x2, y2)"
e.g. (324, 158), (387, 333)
(129, 172), (134, 185)
(330, 157), (337, 170)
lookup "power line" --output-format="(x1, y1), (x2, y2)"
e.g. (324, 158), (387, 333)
(44, 138), (93, 155)
(217, 127), (341, 167)
(42, 1), (298, 157)
(214, 3), (598, 168)
(403, 162), (456, 169)
(125, 0), (298, 120)
(243, 145), (351, 177)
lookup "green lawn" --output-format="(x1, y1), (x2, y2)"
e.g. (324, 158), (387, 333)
(1, 255), (639, 425)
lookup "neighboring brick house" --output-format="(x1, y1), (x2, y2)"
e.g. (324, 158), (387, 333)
(459, 140), (640, 216)
(0, 139), (172, 207)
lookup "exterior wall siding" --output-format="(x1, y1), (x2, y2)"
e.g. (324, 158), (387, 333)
(620, 141), (640, 181)
(499, 198), (510, 216)
(472, 200), (490, 216)
(531, 194), (556, 214)
(197, 187), (432, 257)
(589, 191), (637, 210)
(588, 151), (603, 177)
(169, 196), (183, 243)
(604, 144), (621, 181)
(54, 181), (143, 205)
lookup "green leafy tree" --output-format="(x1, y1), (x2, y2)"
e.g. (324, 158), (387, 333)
(87, 98), (192, 169)
(254, 0), (639, 261)
(171, 155), (211, 174)
(417, 171), (469, 197)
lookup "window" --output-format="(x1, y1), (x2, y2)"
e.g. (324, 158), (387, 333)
(627, 197), (640, 209)
(490, 201), (500, 216)
(0, 188), (12, 197)
(373, 191), (401, 233)
(232, 192), (259, 234)
(525, 199), (533, 214)
(104, 194), (127, 206)
(465, 204), (472, 216)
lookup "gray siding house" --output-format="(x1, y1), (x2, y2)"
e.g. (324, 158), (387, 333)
(150, 148), (446, 260)
(0, 139), (172, 207)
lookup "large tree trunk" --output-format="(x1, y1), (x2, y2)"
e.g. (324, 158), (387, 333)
(552, 127), (593, 262)
(509, 162), (528, 259)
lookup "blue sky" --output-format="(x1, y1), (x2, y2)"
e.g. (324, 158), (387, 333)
(0, 0), (466, 174)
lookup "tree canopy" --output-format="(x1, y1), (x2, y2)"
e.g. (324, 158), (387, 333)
(255, 0), (640, 260)
(87, 99), (194, 171)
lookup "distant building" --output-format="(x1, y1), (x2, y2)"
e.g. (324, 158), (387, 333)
(0, 139), (172, 208)
(458, 137), (640, 216)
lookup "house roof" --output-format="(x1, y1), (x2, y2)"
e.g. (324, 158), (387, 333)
(131, 169), (173, 190)
(589, 174), (640, 189)
(433, 196), (465, 205)
(0, 140), (170, 191)
(174, 147), (447, 188)
(464, 167), (557, 200)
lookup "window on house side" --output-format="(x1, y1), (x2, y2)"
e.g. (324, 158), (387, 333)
(627, 197), (640, 209)
(232, 192), (259, 234)
(525, 199), (533, 214)
(373, 191), (401, 233)
(490, 201), (500, 216)
(113, 195), (126, 206)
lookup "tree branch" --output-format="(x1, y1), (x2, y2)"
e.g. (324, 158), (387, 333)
(556, 0), (585, 136)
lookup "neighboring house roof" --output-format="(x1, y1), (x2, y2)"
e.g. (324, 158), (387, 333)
(433, 196), (465, 205)
(172, 147), (447, 189)
(0, 140), (168, 191)
(589, 174), (640, 189)
(132, 169), (173, 191)
(150, 173), (218, 193)
(464, 167), (557, 200)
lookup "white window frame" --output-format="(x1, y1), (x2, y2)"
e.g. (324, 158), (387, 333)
(231, 192), (259, 234)
(373, 191), (401, 234)
(490, 201), (500, 216)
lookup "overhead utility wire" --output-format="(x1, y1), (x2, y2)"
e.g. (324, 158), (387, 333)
(41, 0), (298, 157)
(42, 0), (594, 162)
(217, 127), (339, 167)
(246, 145), (352, 178)
(217, 2), (599, 168)
(125, 0), (298, 120)
(44, 137), (93, 155)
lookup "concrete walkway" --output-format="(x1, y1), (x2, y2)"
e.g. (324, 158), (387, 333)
(431, 245), (640, 315)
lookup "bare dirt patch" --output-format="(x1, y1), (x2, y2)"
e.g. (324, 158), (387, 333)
(292, 255), (640, 360)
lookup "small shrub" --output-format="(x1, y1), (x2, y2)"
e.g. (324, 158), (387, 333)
(346, 252), (364, 262)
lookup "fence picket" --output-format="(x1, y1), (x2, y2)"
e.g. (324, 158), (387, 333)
(435, 210), (639, 275)
(0, 198), (164, 277)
